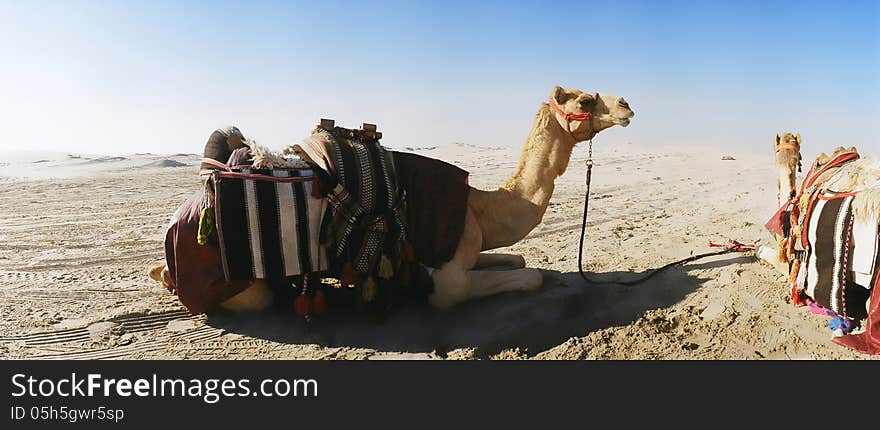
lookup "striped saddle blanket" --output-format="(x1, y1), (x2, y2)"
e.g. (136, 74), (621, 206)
(793, 190), (876, 321)
(208, 149), (329, 282)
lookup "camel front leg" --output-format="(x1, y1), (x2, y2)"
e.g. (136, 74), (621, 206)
(428, 205), (541, 309)
(147, 263), (273, 312)
(429, 265), (543, 309)
(756, 243), (789, 276)
(473, 253), (526, 270)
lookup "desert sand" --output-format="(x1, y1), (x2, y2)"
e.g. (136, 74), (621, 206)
(1, 143), (875, 360)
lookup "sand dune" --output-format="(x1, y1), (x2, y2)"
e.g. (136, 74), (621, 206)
(0, 144), (875, 360)
(138, 159), (189, 168)
(0, 152), (201, 179)
(81, 156), (128, 164)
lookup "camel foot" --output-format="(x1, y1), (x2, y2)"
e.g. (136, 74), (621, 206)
(148, 263), (173, 292)
(756, 244), (789, 276)
(220, 281), (274, 312)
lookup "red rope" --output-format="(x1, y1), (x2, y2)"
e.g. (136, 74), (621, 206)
(548, 98), (591, 123)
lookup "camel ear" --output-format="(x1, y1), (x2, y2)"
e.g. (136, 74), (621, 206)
(775, 134), (780, 145)
(550, 86), (575, 105)
(796, 133), (801, 145)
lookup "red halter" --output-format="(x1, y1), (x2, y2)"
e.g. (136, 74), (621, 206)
(549, 97), (591, 123)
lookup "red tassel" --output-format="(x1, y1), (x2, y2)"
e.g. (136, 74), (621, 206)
(310, 175), (322, 199)
(294, 292), (311, 318)
(312, 289), (327, 316)
(403, 240), (415, 262)
(340, 262), (355, 285)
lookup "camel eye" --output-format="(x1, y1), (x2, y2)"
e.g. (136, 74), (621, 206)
(579, 98), (595, 109)
(618, 99), (629, 108)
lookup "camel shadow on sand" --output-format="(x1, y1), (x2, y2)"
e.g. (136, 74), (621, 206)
(205, 256), (747, 357)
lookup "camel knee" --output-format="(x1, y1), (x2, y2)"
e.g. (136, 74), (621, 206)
(428, 268), (469, 310)
(519, 268), (543, 291)
(220, 281), (274, 312)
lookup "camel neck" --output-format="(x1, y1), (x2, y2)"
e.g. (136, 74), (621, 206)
(470, 104), (581, 250)
(502, 104), (576, 208)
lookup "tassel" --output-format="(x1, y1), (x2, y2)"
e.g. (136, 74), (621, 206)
(312, 289), (327, 316)
(310, 175), (323, 199)
(361, 277), (377, 302)
(829, 316), (853, 335)
(294, 291), (311, 319)
(197, 206), (215, 245)
(777, 237), (788, 264)
(378, 254), (394, 279)
(788, 260), (804, 306)
(402, 240), (415, 262)
(340, 262), (356, 285)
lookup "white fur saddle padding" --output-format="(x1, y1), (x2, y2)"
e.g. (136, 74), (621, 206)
(249, 141), (310, 170)
(818, 157), (880, 222)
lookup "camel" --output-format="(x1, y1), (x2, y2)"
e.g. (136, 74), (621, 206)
(770, 134), (880, 261)
(774, 132), (802, 207)
(149, 85), (635, 311)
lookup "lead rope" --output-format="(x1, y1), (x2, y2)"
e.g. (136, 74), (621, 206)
(576, 139), (755, 285)
(576, 139), (595, 281)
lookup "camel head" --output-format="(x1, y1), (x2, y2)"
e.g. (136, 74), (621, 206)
(549, 85), (634, 142)
(774, 132), (802, 203)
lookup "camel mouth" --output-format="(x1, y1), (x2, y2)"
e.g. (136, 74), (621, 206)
(599, 114), (631, 127)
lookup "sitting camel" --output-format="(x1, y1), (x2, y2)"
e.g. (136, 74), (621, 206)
(770, 133), (880, 263)
(150, 86), (634, 311)
(763, 133), (880, 353)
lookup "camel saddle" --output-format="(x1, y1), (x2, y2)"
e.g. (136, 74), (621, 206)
(767, 149), (880, 354)
(163, 124), (470, 317)
(163, 145), (328, 314)
(296, 124), (470, 312)
(207, 147), (329, 282)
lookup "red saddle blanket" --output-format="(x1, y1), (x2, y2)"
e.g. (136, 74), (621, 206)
(163, 189), (249, 314)
(392, 151), (469, 268)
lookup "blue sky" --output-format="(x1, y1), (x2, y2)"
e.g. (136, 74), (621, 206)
(1, 0), (877, 156)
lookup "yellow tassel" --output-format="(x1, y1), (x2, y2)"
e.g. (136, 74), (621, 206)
(197, 206), (215, 245)
(361, 277), (376, 302)
(378, 254), (394, 279)
(776, 237), (787, 264)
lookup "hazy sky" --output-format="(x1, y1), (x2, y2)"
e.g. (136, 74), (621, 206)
(1, 0), (878, 156)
